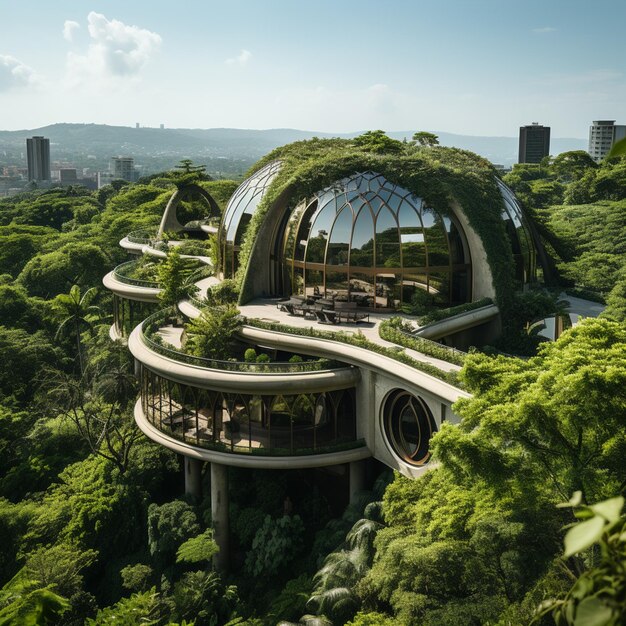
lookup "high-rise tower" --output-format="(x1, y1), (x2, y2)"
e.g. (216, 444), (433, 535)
(26, 136), (51, 181)
(518, 123), (550, 164)
(588, 120), (626, 162)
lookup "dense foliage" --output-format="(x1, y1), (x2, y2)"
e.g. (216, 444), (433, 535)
(503, 151), (626, 321)
(0, 142), (624, 625)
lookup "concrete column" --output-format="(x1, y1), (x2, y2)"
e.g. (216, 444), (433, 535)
(211, 462), (230, 571)
(349, 459), (367, 504)
(184, 457), (203, 499)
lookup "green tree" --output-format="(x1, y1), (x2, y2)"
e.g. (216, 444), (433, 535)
(20, 542), (98, 599)
(533, 494), (626, 626)
(147, 501), (201, 578)
(42, 342), (141, 474)
(120, 564), (154, 593)
(171, 571), (239, 626)
(352, 131), (404, 154)
(52, 285), (101, 373)
(157, 249), (199, 307)
(0, 327), (63, 402)
(244, 515), (305, 578)
(185, 305), (242, 360)
(438, 318), (626, 504)
(85, 588), (164, 625)
(18, 242), (110, 298)
(0, 587), (69, 626)
(550, 150), (597, 182)
(411, 131), (439, 147)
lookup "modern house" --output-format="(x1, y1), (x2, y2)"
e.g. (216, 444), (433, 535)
(103, 142), (541, 568)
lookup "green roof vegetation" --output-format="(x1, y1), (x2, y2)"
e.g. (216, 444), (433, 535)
(234, 133), (518, 334)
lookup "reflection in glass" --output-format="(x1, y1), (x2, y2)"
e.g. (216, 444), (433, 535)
(326, 271), (349, 301)
(375, 208), (400, 268)
(350, 208), (374, 267)
(327, 206), (352, 266)
(220, 160), (282, 278)
(377, 273), (402, 309)
(281, 171), (473, 310)
(349, 273), (375, 307)
(384, 390), (436, 466)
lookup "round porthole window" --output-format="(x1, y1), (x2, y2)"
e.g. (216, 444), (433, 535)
(383, 390), (436, 465)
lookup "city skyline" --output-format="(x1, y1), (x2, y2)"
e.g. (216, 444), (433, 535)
(1, 0), (625, 137)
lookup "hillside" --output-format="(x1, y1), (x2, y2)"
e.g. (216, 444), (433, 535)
(0, 124), (587, 174)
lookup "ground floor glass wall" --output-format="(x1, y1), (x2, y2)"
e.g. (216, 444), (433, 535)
(113, 296), (159, 337)
(282, 264), (471, 310)
(141, 368), (359, 456)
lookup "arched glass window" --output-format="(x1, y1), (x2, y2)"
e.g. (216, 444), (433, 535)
(219, 160), (282, 277)
(496, 179), (537, 283)
(281, 171), (472, 310)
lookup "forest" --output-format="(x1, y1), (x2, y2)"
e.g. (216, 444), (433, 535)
(0, 138), (624, 626)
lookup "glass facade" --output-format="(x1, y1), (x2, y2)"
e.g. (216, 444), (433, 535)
(383, 390), (437, 466)
(141, 368), (358, 455)
(496, 179), (537, 284)
(219, 160), (282, 278)
(113, 295), (158, 338)
(281, 172), (471, 310)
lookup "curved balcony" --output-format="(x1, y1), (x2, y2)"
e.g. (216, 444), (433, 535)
(140, 239), (212, 265)
(102, 270), (161, 302)
(134, 398), (370, 469)
(113, 260), (160, 289)
(130, 309), (364, 466)
(129, 310), (361, 395)
(120, 228), (156, 254)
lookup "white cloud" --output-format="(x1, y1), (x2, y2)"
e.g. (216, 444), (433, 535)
(66, 12), (161, 83)
(226, 49), (252, 66)
(0, 55), (36, 91)
(533, 26), (557, 34)
(63, 20), (80, 42)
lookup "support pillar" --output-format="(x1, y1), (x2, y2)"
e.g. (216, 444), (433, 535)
(211, 462), (230, 571)
(184, 457), (203, 499)
(349, 459), (367, 505)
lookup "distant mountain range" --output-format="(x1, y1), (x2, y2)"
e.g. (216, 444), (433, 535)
(0, 123), (588, 173)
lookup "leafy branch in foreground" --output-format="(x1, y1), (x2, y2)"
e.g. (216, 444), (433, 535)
(533, 492), (626, 626)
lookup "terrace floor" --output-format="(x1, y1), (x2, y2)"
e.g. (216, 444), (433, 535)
(239, 298), (461, 373)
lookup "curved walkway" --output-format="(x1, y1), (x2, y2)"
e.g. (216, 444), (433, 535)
(128, 323), (360, 395)
(102, 270), (161, 302)
(238, 298), (462, 374)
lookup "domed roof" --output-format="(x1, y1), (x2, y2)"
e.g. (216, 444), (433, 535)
(219, 160), (281, 277)
(222, 162), (281, 241)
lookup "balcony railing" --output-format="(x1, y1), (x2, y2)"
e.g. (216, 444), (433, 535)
(141, 309), (346, 373)
(126, 229), (156, 245)
(113, 260), (161, 289)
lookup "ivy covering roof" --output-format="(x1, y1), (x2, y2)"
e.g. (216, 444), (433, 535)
(234, 132), (519, 320)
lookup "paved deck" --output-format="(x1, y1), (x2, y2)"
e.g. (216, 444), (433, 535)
(239, 298), (460, 372)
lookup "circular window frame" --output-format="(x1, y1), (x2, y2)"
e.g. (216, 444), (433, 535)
(382, 390), (437, 466)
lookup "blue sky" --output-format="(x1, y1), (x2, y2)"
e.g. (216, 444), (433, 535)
(1, 0), (625, 136)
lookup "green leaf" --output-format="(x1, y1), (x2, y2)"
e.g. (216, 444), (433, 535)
(573, 596), (614, 626)
(607, 136), (626, 159)
(176, 530), (219, 564)
(589, 496), (624, 524)
(574, 508), (595, 520)
(570, 575), (594, 600)
(558, 491), (583, 508)
(564, 516), (606, 558)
